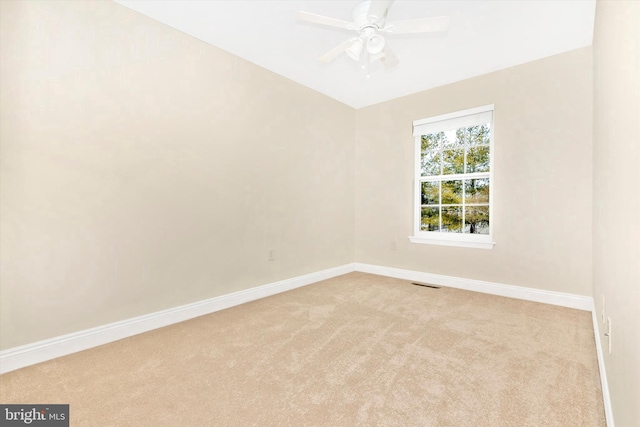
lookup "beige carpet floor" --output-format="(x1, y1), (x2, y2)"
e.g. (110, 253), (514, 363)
(1, 272), (605, 426)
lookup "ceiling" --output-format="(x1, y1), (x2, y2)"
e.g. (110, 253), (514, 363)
(113, 1), (596, 109)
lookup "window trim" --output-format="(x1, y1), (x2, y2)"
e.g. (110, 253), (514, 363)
(410, 104), (495, 250)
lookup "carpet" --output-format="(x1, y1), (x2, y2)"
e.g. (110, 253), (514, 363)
(0, 272), (605, 426)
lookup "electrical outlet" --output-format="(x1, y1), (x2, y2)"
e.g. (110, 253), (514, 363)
(390, 239), (398, 251)
(601, 295), (606, 325)
(268, 249), (275, 261)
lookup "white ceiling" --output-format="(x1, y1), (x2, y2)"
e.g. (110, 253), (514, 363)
(113, 1), (595, 109)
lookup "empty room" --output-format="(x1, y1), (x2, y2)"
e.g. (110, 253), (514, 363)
(0, 0), (638, 426)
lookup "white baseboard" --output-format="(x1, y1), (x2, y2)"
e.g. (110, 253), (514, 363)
(0, 264), (356, 374)
(353, 263), (593, 311)
(591, 306), (615, 427)
(2, 260), (611, 426)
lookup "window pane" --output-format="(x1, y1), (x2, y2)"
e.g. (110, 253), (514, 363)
(465, 178), (490, 204)
(442, 148), (464, 174)
(420, 132), (446, 176)
(464, 206), (490, 234)
(421, 150), (441, 176)
(458, 124), (490, 146)
(421, 207), (440, 231)
(441, 180), (463, 204)
(474, 124), (491, 146)
(467, 146), (490, 173)
(421, 181), (439, 205)
(441, 206), (463, 233)
(420, 133), (444, 176)
(442, 129), (461, 150)
(421, 133), (441, 151)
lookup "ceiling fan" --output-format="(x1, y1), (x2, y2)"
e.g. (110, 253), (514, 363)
(297, 0), (450, 75)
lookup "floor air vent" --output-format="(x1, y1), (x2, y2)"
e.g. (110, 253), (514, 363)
(412, 282), (441, 289)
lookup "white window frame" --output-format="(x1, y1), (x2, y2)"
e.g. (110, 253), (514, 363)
(409, 105), (495, 249)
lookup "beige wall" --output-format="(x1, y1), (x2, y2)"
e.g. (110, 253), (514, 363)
(355, 48), (593, 296)
(593, 1), (640, 425)
(0, 0), (355, 350)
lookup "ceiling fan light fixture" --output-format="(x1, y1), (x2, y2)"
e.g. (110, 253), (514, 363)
(346, 38), (364, 61)
(366, 34), (385, 55)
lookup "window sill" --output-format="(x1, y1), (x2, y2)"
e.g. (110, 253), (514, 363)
(408, 235), (495, 249)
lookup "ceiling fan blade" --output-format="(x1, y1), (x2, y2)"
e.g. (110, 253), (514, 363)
(296, 11), (356, 31)
(319, 38), (357, 63)
(380, 46), (399, 69)
(367, 0), (393, 25)
(383, 16), (450, 34)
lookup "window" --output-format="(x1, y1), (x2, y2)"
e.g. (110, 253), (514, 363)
(410, 105), (495, 249)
